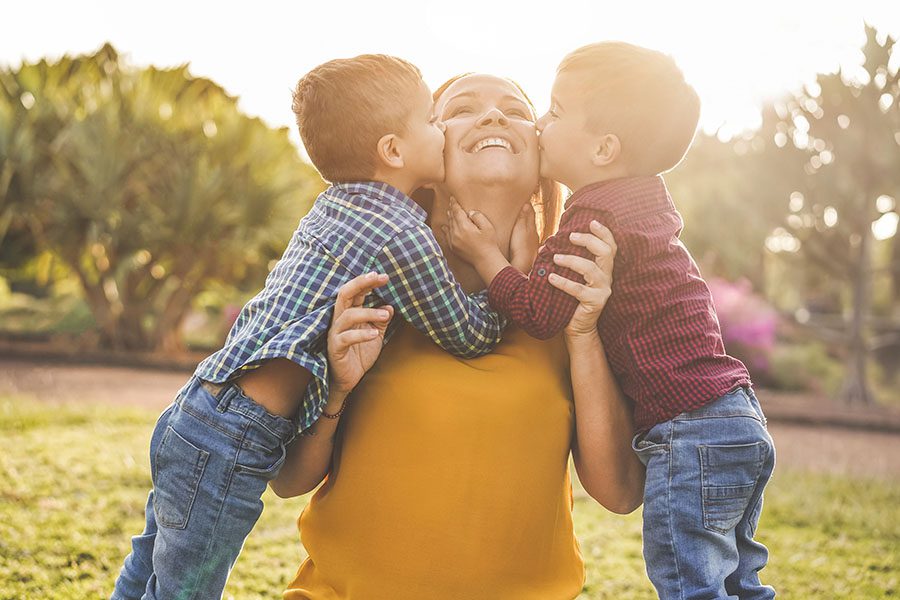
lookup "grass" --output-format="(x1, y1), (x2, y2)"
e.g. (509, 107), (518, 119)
(0, 395), (897, 599)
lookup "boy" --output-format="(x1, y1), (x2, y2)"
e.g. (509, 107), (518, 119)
(448, 42), (775, 599)
(112, 54), (505, 600)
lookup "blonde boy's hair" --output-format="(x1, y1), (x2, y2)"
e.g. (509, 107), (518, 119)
(292, 54), (423, 183)
(558, 42), (701, 176)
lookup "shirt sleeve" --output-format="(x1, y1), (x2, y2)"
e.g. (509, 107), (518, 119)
(370, 225), (505, 358)
(487, 207), (599, 340)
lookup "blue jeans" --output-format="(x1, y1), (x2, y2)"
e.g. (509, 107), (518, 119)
(111, 376), (297, 600)
(633, 387), (776, 600)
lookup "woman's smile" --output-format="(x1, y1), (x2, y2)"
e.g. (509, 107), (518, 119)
(468, 136), (514, 153)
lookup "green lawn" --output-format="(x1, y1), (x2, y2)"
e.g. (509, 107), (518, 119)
(1, 396), (897, 599)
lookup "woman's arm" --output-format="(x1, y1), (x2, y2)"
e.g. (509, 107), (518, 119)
(270, 273), (394, 498)
(549, 221), (645, 514)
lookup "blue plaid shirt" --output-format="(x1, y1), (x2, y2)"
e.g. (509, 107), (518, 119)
(194, 182), (505, 431)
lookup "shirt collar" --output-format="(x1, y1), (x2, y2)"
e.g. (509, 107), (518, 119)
(566, 176), (673, 220)
(328, 181), (428, 222)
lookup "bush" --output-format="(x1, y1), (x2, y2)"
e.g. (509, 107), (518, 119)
(768, 342), (844, 394)
(708, 277), (778, 378)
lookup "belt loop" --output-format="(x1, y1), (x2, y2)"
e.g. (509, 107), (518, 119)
(216, 385), (232, 413)
(200, 379), (231, 413)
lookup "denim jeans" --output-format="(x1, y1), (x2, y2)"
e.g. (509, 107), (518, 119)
(633, 387), (776, 600)
(111, 376), (297, 600)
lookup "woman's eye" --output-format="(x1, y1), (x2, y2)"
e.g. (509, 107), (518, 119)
(446, 106), (472, 118)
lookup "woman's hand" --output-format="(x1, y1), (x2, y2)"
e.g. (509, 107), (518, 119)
(270, 273), (394, 499)
(547, 220), (617, 338)
(509, 202), (539, 272)
(327, 272), (394, 396)
(553, 221), (643, 513)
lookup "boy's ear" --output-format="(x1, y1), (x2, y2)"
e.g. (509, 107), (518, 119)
(376, 133), (405, 170)
(591, 134), (621, 167)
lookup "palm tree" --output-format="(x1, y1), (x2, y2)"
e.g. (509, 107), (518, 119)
(0, 44), (324, 350)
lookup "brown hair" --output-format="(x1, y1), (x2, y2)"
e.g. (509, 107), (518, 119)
(292, 54), (423, 183)
(432, 74), (562, 242)
(558, 42), (700, 176)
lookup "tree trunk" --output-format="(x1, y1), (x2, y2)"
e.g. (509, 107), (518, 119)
(151, 283), (196, 353)
(892, 234), (900, 313)
(840, 199), (873, 405)
(73, 268), (121, 350)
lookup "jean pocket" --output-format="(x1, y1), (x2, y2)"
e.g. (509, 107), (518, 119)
(632, 438), (668, 468)
(699, 442), (766, 534)
(153, 426), (210, 530)
(234, 441), (287, 478)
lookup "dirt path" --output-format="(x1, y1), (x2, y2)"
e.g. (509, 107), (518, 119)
(2, 358), (898, 480)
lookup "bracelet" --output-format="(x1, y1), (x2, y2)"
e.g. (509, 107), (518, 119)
(321, 396), (351, 419)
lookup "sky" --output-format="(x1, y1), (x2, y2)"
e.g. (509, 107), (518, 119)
(2, 0), (899, 150)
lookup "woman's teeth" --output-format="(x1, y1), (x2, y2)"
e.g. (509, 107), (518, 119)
(472, 137), (512, 152)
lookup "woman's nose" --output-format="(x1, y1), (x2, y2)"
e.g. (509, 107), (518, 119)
(477, 108), (509, 127)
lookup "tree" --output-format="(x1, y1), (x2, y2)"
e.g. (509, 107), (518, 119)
(762, 25), (899, 403)
(666, 25), (898, 404)
(0, 44), (324, 350)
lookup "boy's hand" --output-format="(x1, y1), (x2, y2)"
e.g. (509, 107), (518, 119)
(510, 202), (539, 272)
(327, 272), (394, 396)
(444, 197), (500, 265)
(443, 198), (510, 285)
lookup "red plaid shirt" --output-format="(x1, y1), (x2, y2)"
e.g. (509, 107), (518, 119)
(489, 176), (751, 431)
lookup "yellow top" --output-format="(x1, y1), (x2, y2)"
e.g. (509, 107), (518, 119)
(284, 324), (584, 600)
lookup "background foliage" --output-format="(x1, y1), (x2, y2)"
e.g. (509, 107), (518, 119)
(0, 28), (897, 401)
(0, 44), (324, 351)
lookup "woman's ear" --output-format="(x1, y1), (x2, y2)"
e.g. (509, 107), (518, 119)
(376, 133), (405, 170)
(591, 134), (621, 167)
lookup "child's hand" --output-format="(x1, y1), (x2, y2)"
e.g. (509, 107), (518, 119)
(510, 202), (539, 272)
(444, 197), (500, 266)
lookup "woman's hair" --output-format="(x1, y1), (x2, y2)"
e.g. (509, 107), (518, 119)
(432, 74), (562, 242)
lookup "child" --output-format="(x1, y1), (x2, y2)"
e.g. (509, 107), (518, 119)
(112, 54), (506, 600)
(447, 42), (775, 599)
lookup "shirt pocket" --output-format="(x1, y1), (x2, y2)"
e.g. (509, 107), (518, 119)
(699, 442), (767, 534)
(153, 426), (210, 530)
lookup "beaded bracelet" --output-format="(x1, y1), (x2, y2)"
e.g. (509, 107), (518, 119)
(321, 396), (351, 419)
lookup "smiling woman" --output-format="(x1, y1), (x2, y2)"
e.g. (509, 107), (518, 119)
(282, 74), (643, 600)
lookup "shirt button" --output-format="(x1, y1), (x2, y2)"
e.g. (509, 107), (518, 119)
(537, 268), (547, 277)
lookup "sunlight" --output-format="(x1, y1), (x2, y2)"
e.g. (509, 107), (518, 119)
(2, 1), (897, 148)
(873, 212), (899, 241)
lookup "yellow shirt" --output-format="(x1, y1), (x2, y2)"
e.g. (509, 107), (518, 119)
(284, 324), (584, 600)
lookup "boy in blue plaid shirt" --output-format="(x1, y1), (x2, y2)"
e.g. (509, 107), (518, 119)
(112, 55), (506, 600)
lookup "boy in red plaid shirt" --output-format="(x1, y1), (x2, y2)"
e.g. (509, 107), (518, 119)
(447, 42), (775, 599)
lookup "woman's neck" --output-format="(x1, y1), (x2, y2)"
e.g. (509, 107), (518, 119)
(430, 181), (531, 293)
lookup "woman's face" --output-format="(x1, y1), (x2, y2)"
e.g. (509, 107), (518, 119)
(434, 75), (540, 193)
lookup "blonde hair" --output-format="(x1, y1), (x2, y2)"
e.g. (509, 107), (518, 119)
(292, 54), (423, 183)
(432, 74), (562, 242)
(558, 41), (700, 176)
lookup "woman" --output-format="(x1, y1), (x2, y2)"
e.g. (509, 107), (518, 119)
(276, 74), (644, 599)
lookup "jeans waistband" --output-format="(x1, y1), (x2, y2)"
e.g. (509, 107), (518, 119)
(673, 386), (765, 423)
(182, 376), (298, 443)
